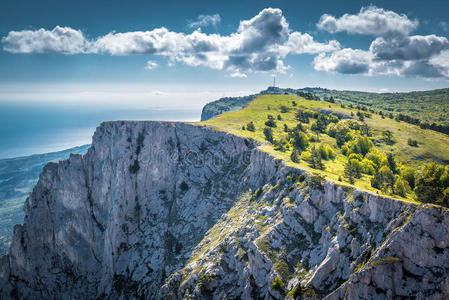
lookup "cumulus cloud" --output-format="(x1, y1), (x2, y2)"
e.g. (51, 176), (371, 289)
(188, 14), (221, 28)
(145, 60), (158, 70)
(370, 35), (448, 61)
(2, 26), (90, 54)
(314, 47), (449, 79)
(317, 6), (418, 36)
(313, 49), (371, 74)
(285, 32), (340, 54)
(3, 6), (447, 80)
(314, 6), (449, 79)
(2, 8), (337, 75)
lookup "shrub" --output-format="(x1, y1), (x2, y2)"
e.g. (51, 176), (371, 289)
(309, 174), (324, 190)
(291, 149), (301, 163)
(407, 138), (418, 147)
(318, 144), (335, 160)
(265, 115), (277, 127)
(263, 127), (274, 143)
(301, 151), (312, 162)
(246, 121), (256, 132)
(393, 176), (410, 197)
(280, 105), (289, 113)
(401, 166), (416, 189)
(272, 276), (284, 292)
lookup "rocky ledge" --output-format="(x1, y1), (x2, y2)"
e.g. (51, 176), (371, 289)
(1, 121), (448, 299)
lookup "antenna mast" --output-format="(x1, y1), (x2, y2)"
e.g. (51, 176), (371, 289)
(273, 76), (276, 87)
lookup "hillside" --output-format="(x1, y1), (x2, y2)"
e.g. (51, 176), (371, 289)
(202, 87), (449, 130)
(2, 121), (449, 299)
(202, 94), (449, 205)
(0, 145), (89, 255)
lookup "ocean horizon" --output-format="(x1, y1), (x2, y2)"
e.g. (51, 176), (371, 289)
(0, 101), (202, 159)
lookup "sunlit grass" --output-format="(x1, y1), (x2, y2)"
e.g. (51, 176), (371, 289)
(199, 94), (449, 204)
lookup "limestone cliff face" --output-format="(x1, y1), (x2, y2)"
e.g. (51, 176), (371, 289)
(1, 121), (449, 299)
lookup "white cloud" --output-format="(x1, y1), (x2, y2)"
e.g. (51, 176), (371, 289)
(313, 49), (372, 74)
(145, 60), (158, 70)
(3, 8), (337, 75)
(2, 26), (90, 54)
(284, 32), (340, 54)
(188, 14), (221, 28)
(314, 6), (449, 80)
(317, 6), (418, 36)
(2, 7), (447, 80)
(230, 72), (247, 78)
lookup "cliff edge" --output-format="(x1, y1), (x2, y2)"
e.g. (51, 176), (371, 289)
(1, 121), (449, 299)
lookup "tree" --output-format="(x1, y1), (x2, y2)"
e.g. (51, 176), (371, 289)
(290, 149), (301, 163)
(393, 176), (410, 197)
(280, 105), (289, 113)
(290, 130), (309, 151)
(311, 122), (321, 141)
(263, 127), (274, 143)
(277, 114), (282, 121)
(246, 121), (255, 132)
(310, 146), (324, 170)
(383, 130), (393, 144)
(295, 110), (309, 123)
(344, 159), (362, 181)
(401, 166), (416, 189)
(292, 100), (297, 106)
(371, 166), (395, 192)
(414, 163), (449, 205)
(387, 153), (398, 174)
(316, 115), (328, 133)
(265, 115), (277, 127)
(283, 124), (289, 132)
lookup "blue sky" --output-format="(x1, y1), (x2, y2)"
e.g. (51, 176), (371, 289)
(1, 0), (449, 101)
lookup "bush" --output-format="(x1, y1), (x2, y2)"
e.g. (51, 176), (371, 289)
(393, 176), (410, 197)
(401, 166), (416, 189)
(265, 115), (277, 127)
(291, 149), (301, 163)
(309, 174), (325, 190)
(263, 127), (274, 143)
(246, 121), (255, 132)
(318, 144), (335, 160)
(280, 105), (289, 113)
(301, 151), (312, 162)
(272, 276), (284, 292)
(407, 138), (418, 147)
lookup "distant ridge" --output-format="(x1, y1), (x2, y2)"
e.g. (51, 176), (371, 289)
(200, 87), (449, 125)
(0, 144), (90, 255)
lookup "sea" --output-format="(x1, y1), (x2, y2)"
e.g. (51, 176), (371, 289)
(0, 100), (202, 159)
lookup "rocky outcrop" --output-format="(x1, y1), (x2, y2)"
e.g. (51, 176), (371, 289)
(1, 120), (449, 299)
(200, 94), (258, 121)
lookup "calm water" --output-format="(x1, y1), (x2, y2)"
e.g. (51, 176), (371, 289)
(0, 101), (201, 159)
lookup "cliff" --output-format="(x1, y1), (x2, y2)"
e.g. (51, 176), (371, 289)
(1, 121), (449, 299)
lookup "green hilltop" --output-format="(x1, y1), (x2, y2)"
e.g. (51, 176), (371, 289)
(201, 93), (449, 206)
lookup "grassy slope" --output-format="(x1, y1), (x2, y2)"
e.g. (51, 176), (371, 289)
(308, 88), (449, 126)
(200, 94), (449, 202)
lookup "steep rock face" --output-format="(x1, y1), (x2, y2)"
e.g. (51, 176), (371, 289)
(1, 121), (449, 299)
